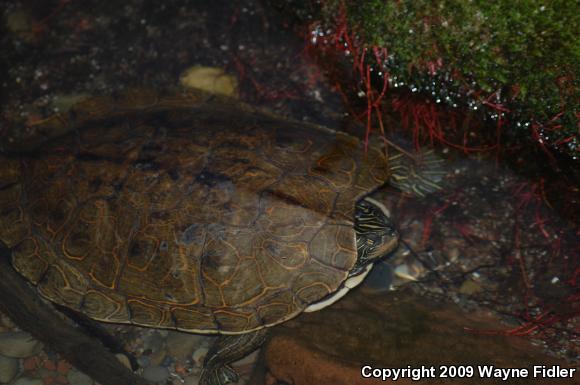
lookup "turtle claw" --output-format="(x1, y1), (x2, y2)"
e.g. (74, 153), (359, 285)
(200, 365), (239, 385)
(200, 330), (268, 385)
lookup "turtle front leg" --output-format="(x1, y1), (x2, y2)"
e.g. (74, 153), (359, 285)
(200, 329), (269, 385)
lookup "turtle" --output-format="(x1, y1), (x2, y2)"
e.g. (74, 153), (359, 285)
(0, 89), (440, 385)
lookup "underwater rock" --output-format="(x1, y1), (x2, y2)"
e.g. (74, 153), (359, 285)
(0, 331), (42, 358)
(114, 353), (132, 370)
(192, 346), (209, 369)
(459, 279), (483, 295)
(0, 355), (19, 383)
(0, 312), (16, 331)
(261, 288), (573, 385)
(51, 94), (91, 114)
(264, 336), (384, 385)
(183, 373), (201, 385)
(67, 369), (95, 385)
(5, 8), (36, 44)
(12, 378), (43, 385)
(142, 365), (170, 383)
(179, 66), (238, 97)
(166, 331), (209, 361)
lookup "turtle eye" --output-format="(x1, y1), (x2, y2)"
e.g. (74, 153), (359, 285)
(358, 201), (371, 212)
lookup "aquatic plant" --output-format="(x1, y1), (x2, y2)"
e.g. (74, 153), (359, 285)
(314, 0), (579, 159)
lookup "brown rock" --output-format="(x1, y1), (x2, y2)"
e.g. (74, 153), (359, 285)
(259, 288), (577, 385)
(264, 335), (388, 385)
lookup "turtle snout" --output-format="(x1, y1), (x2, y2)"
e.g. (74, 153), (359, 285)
(367, 228), (399, 260)
(380, 228), (399, 255)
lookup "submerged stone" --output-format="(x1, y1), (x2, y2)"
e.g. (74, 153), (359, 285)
(261, 288), (573, 385)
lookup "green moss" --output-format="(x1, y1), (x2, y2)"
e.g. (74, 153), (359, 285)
(320, 0), (579, 154)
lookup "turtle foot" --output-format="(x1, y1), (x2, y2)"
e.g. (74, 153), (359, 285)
(200, 364), (239, 385)
(200, 329), (268, 385)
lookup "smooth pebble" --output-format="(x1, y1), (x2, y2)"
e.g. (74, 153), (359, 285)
(137, 354), (150, 368)
(183, 373), (201, 385)
(0, 312), (16, 332)
(115, 353), (132, 369)
(192, 347), (208, 368)
(0, 313), (15, 326)
(143, 331), (165, 352)
(0, 355), (19, 383)
(12, 378), (43, 385)
(142, 365), (169, 383)
(0, 332), (42, 358)
(166, 331), (206, 360)
(179, 66), (238, 97)
(67, 369), (94, 385)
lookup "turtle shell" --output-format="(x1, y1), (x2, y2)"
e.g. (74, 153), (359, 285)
(0, 89), (391, 334)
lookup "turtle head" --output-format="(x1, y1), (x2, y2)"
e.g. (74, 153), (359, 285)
(350, 197), (399, 277)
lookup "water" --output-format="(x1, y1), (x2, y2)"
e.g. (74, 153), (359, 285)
(0, 1), (577, 385)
